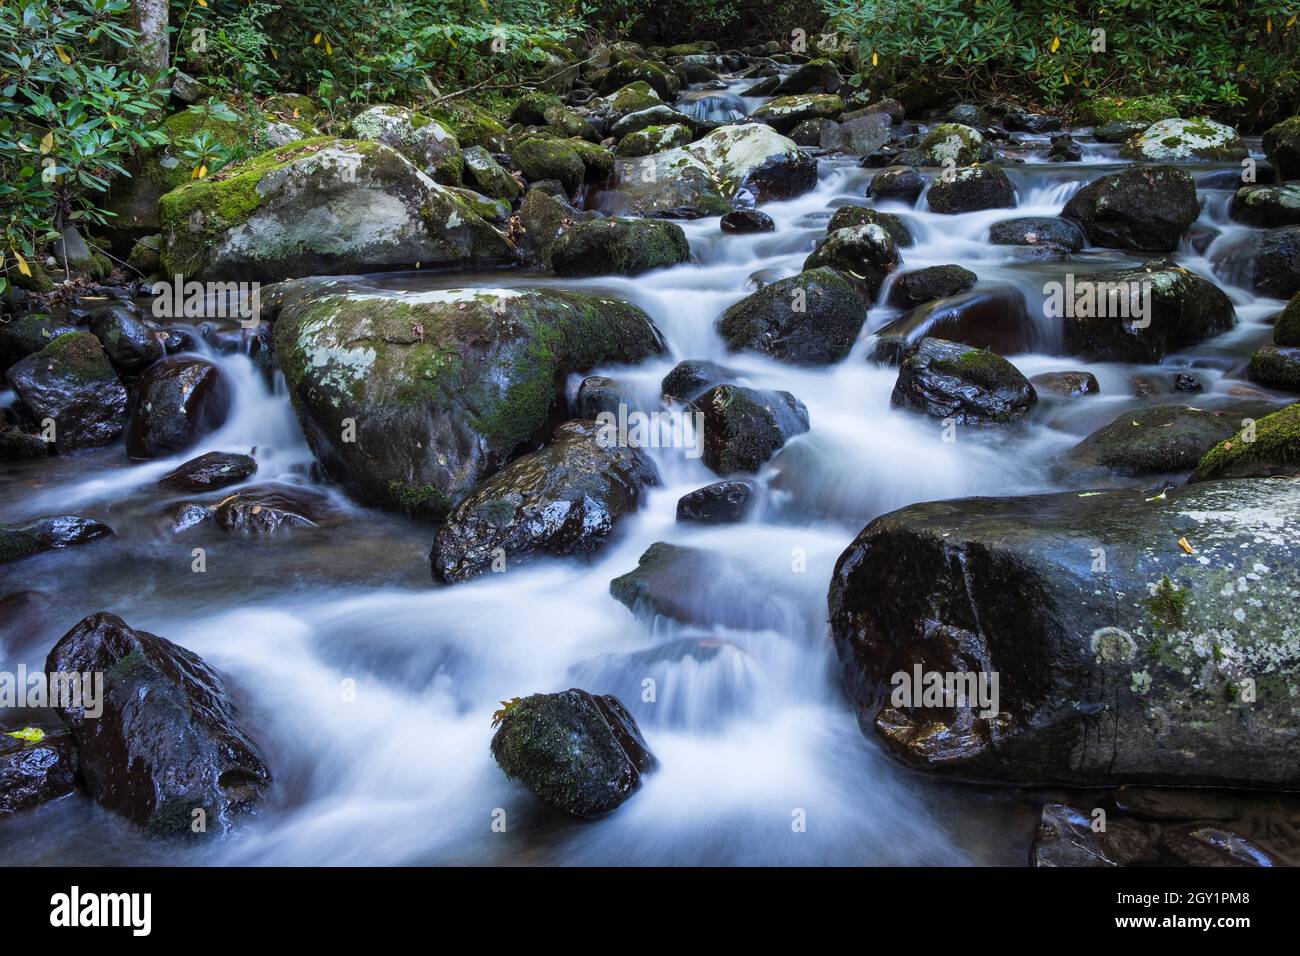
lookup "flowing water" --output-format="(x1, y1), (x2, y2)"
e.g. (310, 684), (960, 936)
(0, 79), (1287, 865)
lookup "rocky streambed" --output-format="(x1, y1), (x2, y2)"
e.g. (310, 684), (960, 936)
(2, 43), (1299, 866)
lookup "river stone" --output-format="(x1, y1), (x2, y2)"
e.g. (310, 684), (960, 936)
(872, 286), (1039, 363)
(158, 138), (512, 281)
(0, 731), (79, 816)
(690, 384), (810, 475)
(1263, 116), (1300, 180)
(158, 451), (257, 491)
(827, 478), (1300, 788)
(1057, 259), (1235, 363)
(717, 268), (867, 365)
(48, 612), (271, 835)
(1061, 165), (1199, 253)
(1120, 118), (1247, 163)
(87, 303), (163, 375)
(827, 206), (913, 246)
(511, 136), (587, 193)
(720, 209), (775, 233)
(1191, 403), (1300, 481)
(347, 105), (463, 185)
(1031, 803), (1160, 867)
(617, 123), (693, 157)
(868, 166), (926, 205)
(803, 225), (901, 298)
(490, 688), (657, 818)
(914, 123), (991, 166)
(772, 58), (841, 95)
(751, 94), (845, 133)
(988, 216), (1086, 253)
(125, 356), (232, 460)
(0, 425), (48, 462)
(926, 165), (1016, 214)
(213, 482), (335, 534)
(430, 420), (658, 583)
(825, 112), (893, 156)
(676, 480), (756, 523)
(461, 146), (521, 202)
(609, 105), (697, 140)
(510, 92), (564, 126)
(550, 218), (690, 276)
(1229, 183), (1300, 228)
(686, 123), (817, 202)
(596, 81), (662, 123)
(891, 338), (1036, 424)
(660, 360), (736, 402)
(5, 332), (127, 450)
(0, 314), (83, 369)
(1248, 345), (1300, 392)
(888, 265), (977, 309)
(600, 58), (679, 98)
(268, 278), (663, 519)
(1094, 119), (1149, 143)
(0, 515), (113, 564)
(1276, 294), (1300, 348)
(1031, 371), (1100, 398)
(1219, 225), (1300, 299)
(1066, 404), (1247, 475)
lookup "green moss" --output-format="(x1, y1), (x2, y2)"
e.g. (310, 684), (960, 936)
(426, 103), (509, 151)
(1075, 94), (1180, 125)
(1144, 575), (1187, 630)
(932, 348), (1016, 390)
(387, 481), (451, 517)
(1192, 402), (1300, 480)
(1276, 293), (1300, 347)
(1248, 346), (1300, 392)
(40, 331), (115, 386)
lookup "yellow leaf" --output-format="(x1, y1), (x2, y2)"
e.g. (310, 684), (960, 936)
(1289, 15), (1297, 28)
(55, 45), (71, 64)
(14, 251), (32, 277)
(1063, 71), (1070, 85)
(325, 40), (332, 55)
(1177, 536), (1194, 555)
(313, 32), (321, 44)
(871, 51), (879, 67)
(1050, 35), (1060, 53)
(292, 107), (300, 119)
(271, 48), (278, 61)
(198, 0), (208, 6)
(39, 131), (53, 154)
(1266, 16), (1272, 33)
(5, 727), (44, 744)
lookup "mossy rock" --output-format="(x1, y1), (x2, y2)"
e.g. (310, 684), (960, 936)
(1248, 345), (1300, 392)
(600, 58), (680, 99)
(1076, 95), (1180, 126)
(511, 137), (587, 193)
(563, 138), (615, 179)
(461, 146), (522, 202)
(1277, 293), (1300, 347)
(426, 103), (510, 151)
(616, 123), (693, 157)
(1263, 115), (1300, 180)
(915, 123), (991, 167)
(510, 91), (565, 126)
(550, 218), (689, 276)
(751, 93), (845, 134)
(1119, 118), (1247, 163)
(891, 337), (1036, 424)
(601, 81), (662, 122)
(1067, 404), (1250, 475)
(1191, 402), (1300, 481)
(718, 267), (867, 365)
(828, 206), (913, 247)
(347, 104), (464, 185)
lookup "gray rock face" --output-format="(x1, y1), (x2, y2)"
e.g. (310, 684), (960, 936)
(1061, 165), (1200, 253)
(550, 218), (690, 276)
(1229, 183), (1300, 228)
(430, 421), (659, 583)
(828, 478), (1300, 789)
(347, 105), (463, 184)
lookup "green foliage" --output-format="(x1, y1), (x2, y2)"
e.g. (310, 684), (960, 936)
(0, 0), (167, 283)
(822, 0), (1300, 124)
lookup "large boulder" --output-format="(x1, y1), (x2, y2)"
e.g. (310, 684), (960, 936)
(1275, 293), (1300, 347)
(1263, 115), (1300, 180)
(1061, 165), (1200, 253)
(926, 165), (1016, 214)
(988, 216), (1086, 254)
(913, 123), (991, 166)
(609, 105), (698, 140)
(803, 225), (901, 298)
(751, 94), (844, 134)
(600, 58), (679, 99)
(1120, 118), (1247, 163)
(0, 314), (82, 369)
(347, 105), (463, 185)
(1055, 259), (1235, 362)
(1229, 183), (1300, 228)
(490, 689), (657, 818)
(159, 138), (512, 281)
(690, 384), (810, 475)
(616, 123), (693, 157)
(827, 478), (1300, 788)
(430, 420), (658, 583)
(510, 136), (587, 193)
(717, 268), (867, 365)
(772, 58), (841, 95)
(48, 612), (271, 834)
(550, 218), (690, 276)
(1191, 402), (1300, 481)
(125, 357), (233, 460)
(891, 338), (1036, 424)
(269, 277), (665, 519)
(1248, 345), (1300, 391)
(1, 515), (112, 564)
(1214, 225), (1300, 299)
(5, 332), (127, 450)
(1066, 404), (1251, 475)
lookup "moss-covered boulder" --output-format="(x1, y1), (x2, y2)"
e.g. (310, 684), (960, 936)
(0, 314), (81, 369)
(1277, 293), (1300, 347)
(1263, 115), (1300, 180)
(426, 102), (509, 151)
(4, 332), (127, 449)
(690, 384), (810, 475)
(751, 94), (845, 134)
(1229, 183), (1300, 229)
(1120, 118), (1247, 162)
(827, 206), (913, 246)
(718, 267), (867, 365)
(1247, 345), (1300, 392)
(596, 81), (662, 123)
(267, 277), (665, 519)
(347, 104), (463, 185)
(1190, 403), (1300, 481)
(563, 138), (615, 180)
(1057, 259), (1235, 362)
(803, 224), (901, 298)
(599, 58), (680, 98)
(1061, 165), (1200, 253)
(926, 165), (1016, 214)
(827, 477), (1300, 788)
(616, 123), (693, 157)
(772, 58), (841, 95)
(510, 136), (587, 193)
(1066, 404), (1252, 475)
(510, 92), (565, 126)
(891, 338), (1036, 424)
(914, 123), (992, 167)
(490, 689), (657, 818)
(1076, 95), (1179, 126)
(1093, 119), (1151, 144)
(159, 138), (511, 281)
(430, 420), (659, 582)
(550, 218), (689, 276)
(609, 102), (696, 139)
(461, 146), (522, 202)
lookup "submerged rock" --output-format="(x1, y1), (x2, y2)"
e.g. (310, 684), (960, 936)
(1066, 404), (1249, 475)
(691, 384), (810, 475)
(1031, 803), (1159, 867)
(891, 338), (1036, 424)
(1217, 225), (1300, 299)
(717, 268), (867, 365)
(5, 332), (127, 450)
(213, 483), (336, 534)
(0, 516), (112, 564)
(158, 451), (257, 491)
(1061, 165), (1199, 253)
(1031, 371), (1100, 398)
(0, 731), (79, 816)
(872, 286), (1039, 363)
(1191, 402), (1300, 481)
(48, 612), (271, 834)
(490, 689), (657, 818)
(430, 421), (658, 583)
(125, 357), (232, 460)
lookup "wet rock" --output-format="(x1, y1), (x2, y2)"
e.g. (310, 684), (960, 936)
(989, 216), (1085, 253)
(616, 122), (693, 157)
(1, 314), (84, 369)
(827, 478), (1300, 788)
(0, 425), (48, 462)
(661, 360), (735, 401)
(213, 482), (334, 534)
(1191, 402), (1300, 481)
(823, 112), (893, 156)
(718, 267), (867, 365)
(926, 165), (1016, 214)
(1030, 803), (1160, 867)
(1045, 134), (1083, 162)
(5, 332), (127, 450)
(88, 303), (163, 375)
(430, 420), (658, 583)
(347, 105), (463, 185)
(691, 384), (810, 475)
(1221, 225), (1300, 299)
(1162, 825), (1279, 866)
(1263, 115), (1300, 180)
(600, 58), (680, 99)
(1229, 183), (1300, 228)
(573, 375), (629, 419)
(163, 501), (212, 534)
(1005, 110), (1061, 134)
(891, 338), (1036, 424)
(609, 105), (697, 140)
(0, 515), (112, 564)
(461, 146), (522, 202)
(1057, 259), (1235, 362)
(159, 139), (512, 281)
(687, 123), (817, 202)
(48, 612), (271, 835)
(676, 480), (755, 523)
(752, 94), (844, 133)
(1247, 345), (1300, 392)
(1277, 294), (1300, 349)
(720, 209), (775, 233)
(914, 123), (992, 166)
(512, 136), (587, 193)
(1061, 165), (1199, 253)
(772, 58), (841, 95)
(827, 205), (913, 246)
(125, 357), (232, 460)
(490, 688), (657, 818)
(888, 265), (977, 309)
(158, 451), (257, 491)
(1093, 119), (1149, 143)
(803, 225), (901, 298)
(1031, 371), (1100, 398)
(551, 218), (690, 276)
(868, 165), (926, 205)
(1066, 404), (1247, 475)
(872, 287), (1038, 364)
(1120, 118), (1247, 163)
(1174, 372), (1203, 392)
(269, 278), (664, 519)
(0, 731), (79, 816)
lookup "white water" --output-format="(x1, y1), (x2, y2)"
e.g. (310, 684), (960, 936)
(0, 85), (1288, 866)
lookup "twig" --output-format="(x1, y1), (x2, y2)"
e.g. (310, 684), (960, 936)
(427, 53), (600, 107)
